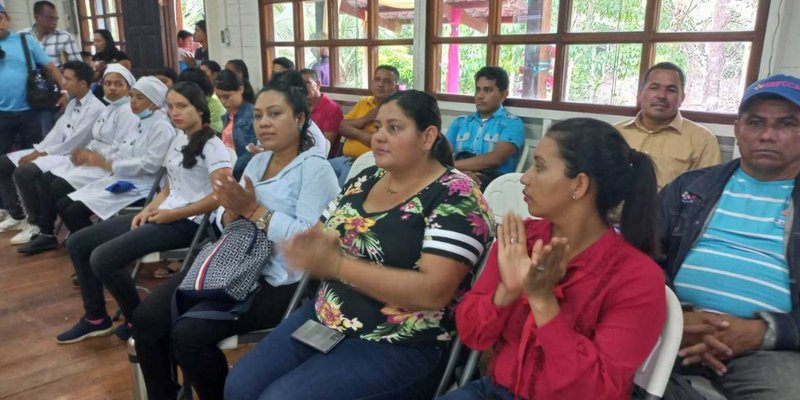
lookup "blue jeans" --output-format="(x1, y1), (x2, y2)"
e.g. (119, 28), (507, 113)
(438, 377), (515, 400)
(328, 156), (353, 187)
(224, 301), (446, 400)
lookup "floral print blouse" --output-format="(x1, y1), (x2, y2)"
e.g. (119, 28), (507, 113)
(315, 166), (495, 345)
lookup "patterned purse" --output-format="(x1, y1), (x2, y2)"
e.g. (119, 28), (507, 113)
(178, 218), (273, 302)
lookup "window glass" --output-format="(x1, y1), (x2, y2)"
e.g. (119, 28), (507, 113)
(499, 44), (555, 100)
(438, 43), (488, 95)
(564, 43), (643, 106)
(655, 42), (751, 113)
(337, 46), (368, 88)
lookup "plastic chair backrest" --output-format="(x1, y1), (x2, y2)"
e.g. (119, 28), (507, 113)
(346, 151), (376, 182)
(482, 173), (529, 224)
(433, 241), (493, 398)
(633, 286), (684, 398)
(514, 138), (538, 173)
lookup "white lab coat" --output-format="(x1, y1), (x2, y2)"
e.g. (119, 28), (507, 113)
(52, 99), (139, 189)
(6, 92), (105, 171)
(69, 109), (176, 219)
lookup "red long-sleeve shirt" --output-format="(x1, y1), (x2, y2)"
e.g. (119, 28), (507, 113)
(456, 219), (666, 400)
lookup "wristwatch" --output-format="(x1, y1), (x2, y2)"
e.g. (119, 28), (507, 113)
(255, 208), (274, 231)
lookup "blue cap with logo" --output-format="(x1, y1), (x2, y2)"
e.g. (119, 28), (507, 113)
(739, 74), (800, 114)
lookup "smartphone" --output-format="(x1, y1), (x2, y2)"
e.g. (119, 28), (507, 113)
(291, 320), (346, 354)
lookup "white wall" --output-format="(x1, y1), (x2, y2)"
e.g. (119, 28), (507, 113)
(204, 0), (263, 89)
(3, 0), (79, 37)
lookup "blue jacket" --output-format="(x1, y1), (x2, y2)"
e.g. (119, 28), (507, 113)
(659, 160), (800, 350)
(222, 102), (257, 179)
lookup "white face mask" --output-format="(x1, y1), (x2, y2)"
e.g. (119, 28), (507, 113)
(136, 108), (154, 119)
(103, 95), (131, 106)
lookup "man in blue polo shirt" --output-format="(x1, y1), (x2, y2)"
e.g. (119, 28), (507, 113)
(661, 74), (800, 399)
(0, 5), (64, 155)
(446, 66), (524, 190)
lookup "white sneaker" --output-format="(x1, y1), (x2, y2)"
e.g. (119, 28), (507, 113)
(10, 223), (40, 245)
(0, 217), (27, 232)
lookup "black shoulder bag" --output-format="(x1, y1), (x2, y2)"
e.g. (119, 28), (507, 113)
(20, 34), (60, 110)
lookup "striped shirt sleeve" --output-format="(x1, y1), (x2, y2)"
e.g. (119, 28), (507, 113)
(422, 174), (494, 267)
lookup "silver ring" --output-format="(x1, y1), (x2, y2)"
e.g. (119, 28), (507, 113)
(536, 265), (546, 272)
(509, 237), (516, 244)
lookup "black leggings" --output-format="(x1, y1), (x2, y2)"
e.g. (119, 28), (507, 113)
(69, 213), (199, 321)
(132, 267), (298, 400)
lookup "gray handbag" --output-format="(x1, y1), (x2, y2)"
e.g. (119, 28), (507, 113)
(178, 218), (273, 302)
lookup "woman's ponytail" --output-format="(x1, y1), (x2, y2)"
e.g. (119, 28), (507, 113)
(431, 133), (454, 167)
(619, 150), (660, 257)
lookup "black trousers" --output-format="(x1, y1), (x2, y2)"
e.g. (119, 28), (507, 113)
(12, 162), (44, 225)
(36, 172), (76, 234)
(69, 213), (199, 321)
(132, 267), (298, 400)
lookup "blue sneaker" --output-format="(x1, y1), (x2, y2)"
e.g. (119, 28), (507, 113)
(115, 322), (132, 341)
(56, 316), (113, 344)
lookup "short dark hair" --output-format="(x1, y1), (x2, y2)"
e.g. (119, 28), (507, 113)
(33, 1), (55, 15)
(178, 68), (213, 96)
(201, 60), (222, 74)
(194, 20), (206, 34)
(155, 67), (178, 83)
(178, 30), (193, 41)
(299, 68), (319, 83)
(642, 62), (686, 90)
(375, 65), (400, 83)
(63, 61), (94, 86)
(474, 66), (510, 92)
(273, 57), (295, 71)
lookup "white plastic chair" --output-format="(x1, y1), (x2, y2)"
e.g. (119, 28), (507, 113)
(345, 151), (376, 182)
(482, 172), (530, 223)
(633, 286), (684, 399)
(514, 138), (539, 173)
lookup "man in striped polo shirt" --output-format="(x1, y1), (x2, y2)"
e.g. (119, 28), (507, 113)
(659, 74), (800, 399)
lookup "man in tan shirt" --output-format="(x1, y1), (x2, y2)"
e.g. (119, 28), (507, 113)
(615, 62), (720, 189)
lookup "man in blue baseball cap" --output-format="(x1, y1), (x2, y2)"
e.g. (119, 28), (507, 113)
(659, 74), (800, 398)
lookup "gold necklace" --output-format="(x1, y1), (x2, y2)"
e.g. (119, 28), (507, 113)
(385, 172), (427, 196)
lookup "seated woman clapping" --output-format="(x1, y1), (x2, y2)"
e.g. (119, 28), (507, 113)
(224, 90), (495, 400)
(130, 71), (340, 400)
(441, 118), (667, 400)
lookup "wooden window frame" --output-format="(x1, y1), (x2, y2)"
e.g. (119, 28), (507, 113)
(259, 0), (413, 95)
(76, 0), (126, 52)
(426, 0), (772, 124)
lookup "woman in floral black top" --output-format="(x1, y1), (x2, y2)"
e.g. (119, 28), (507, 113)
(226, 90), (494, 400)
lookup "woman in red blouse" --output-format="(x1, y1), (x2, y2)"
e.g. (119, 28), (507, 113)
(445, 118), (667, 400)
